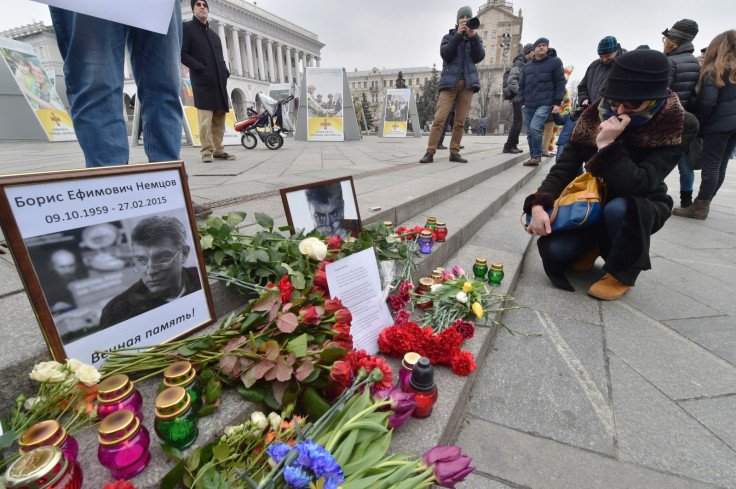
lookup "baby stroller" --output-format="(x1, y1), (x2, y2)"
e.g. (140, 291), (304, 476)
(234, 93), (294, 150)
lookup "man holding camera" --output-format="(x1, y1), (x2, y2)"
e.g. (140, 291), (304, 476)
(420, 7), (485, 164)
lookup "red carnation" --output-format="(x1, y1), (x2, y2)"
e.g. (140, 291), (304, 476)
(394, 309), (411, 327)
(299, 305), (320, 325)
(325, 236), (342, 250)
(324, 297), (344, 314)
(277, 275), (294, 303)
(368, 356), (394, 390)
(388, 294), (407, 312)
(103, 481), (138, 489)
(453, 319), (476, 340)
(451, 350), (476, 376)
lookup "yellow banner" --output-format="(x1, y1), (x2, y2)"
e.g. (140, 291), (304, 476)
(307, 117), (344, 141)
(183, 107), (240, 146)
(383, 120), (407, 137)
(36, 110), (75, 141)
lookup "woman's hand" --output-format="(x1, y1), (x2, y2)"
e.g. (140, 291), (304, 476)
(596, 113), (630, 149)
(527, 205), (552, 236)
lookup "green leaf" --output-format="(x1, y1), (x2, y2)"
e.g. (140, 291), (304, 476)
(318, 345), (347, 364)
(200, 468), (221, 489)
(160, 444), (184, 462)
(205, 379), (221, 403)
(255, 212), (274, 230)
(225, 211), (246, 226)
(177, 346), (196, 356)
(300, 386), (330, 418)
(237, 385), (266, 403)
(290, 271), (306, 290)
(214, 250), (225, 266)
(200, 234), (215, 250)
(263, 388), (282, 410)
(160, 460), (186, 489)
(212, 442), (230, 462)
(198, 404), (219, 417)
(286, 333), (308, 357)
(185, 447), (202, 472)
(0, 430), (17, 449)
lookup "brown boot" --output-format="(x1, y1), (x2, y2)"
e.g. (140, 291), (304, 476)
(672, 199), (710, 220)
(587, 273), (631, 300)
(571, 246), (600, 272)
(523, 157), (541, 166)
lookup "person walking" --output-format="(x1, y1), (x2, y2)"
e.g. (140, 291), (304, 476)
(419, 6), (485, 164)
(503, 43), (533, 154)
(182, 0), (236, 163)
(673, 30), (736, 220)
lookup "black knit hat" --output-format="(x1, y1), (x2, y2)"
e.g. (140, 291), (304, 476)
(191, 0), (209, 10)
(662, 19), (698, 43)
(600, 50), (671, 101)
(533, 37), (549, 49)
(523, 43), (534, 55)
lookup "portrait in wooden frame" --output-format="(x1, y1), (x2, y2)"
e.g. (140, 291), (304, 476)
(0, 161), (216, 367)
(279, 176), (361, 238)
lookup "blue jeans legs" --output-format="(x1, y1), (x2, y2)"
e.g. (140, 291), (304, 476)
(677, 154), (694, 192)
(49, 6), (182, 167)
(522, 105), (551, 158)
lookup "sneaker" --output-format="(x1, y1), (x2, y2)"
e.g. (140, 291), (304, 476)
(542, 151), (556, 157)
(214, 152), (236, 160)
(449, 153), (468, 163)
(437, 145), (448, 149)
(522, 157), (541, 166)
(503, 147), (523, 154)
(460, 145), (465, 150)
(193, 203), (213, 220)
(202, 154), (213, 163)
(419, 153), (434, 163)
(587, 273), (631, 300)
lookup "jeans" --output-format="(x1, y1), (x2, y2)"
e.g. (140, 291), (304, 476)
(677, 155), (694, 192)
(504, 101), (523, 149)
(49, 6), (182, 167)
(426, 80), (474, 155)
(522, 105), (551, 158)
(697, 131), (736, 201)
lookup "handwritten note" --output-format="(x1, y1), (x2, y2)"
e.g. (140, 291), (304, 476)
(32, 0), (176, 34)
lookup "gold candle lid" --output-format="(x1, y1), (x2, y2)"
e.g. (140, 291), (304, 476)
(402, 352), (421, 369)
(419, 230), (432, 238)
(491, 262), (504, 271)
(4, 446), (66, 489)
(418, 277), (435, 290)
(426, 217), (437, 223)
(430, 271), (443, 281)
(163, 361), (196, 388)
(475, 257), (488, 266)
(98, 409), (140, 445)
(18, 420), (67, 454)
(436, 221), (446, 226)
(383, 221), (393, 229)
(155, 386), (191, 420)
(97, 374), (133, 404)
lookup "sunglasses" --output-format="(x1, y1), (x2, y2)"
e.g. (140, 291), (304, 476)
(607, 99), (645, 110)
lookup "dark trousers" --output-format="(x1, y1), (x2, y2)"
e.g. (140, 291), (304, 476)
(438, 110), (456, 147)
(504, 101), (523, 149)
(697, 131), (736, 201)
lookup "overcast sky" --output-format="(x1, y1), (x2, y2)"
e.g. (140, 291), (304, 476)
(3, 0), (733, 88)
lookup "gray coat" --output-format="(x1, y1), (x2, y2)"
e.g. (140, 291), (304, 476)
(506, 53), (527, 103)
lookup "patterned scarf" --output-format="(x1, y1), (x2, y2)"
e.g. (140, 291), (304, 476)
(597, 98), (667, 134)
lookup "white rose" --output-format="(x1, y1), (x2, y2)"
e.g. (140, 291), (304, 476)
(223, 425), (236, 437)
(268, 412), (282, 431)
(430, 284), (442, 293)
(65, 358), (85, 373)
(30, 361), (66, 383)
(251, 411), (268, 431)
(298, 237), (328, 261)
(455, 291), (468, 304)
(74, 364), (101, 386)
(24, 397), (41, 410)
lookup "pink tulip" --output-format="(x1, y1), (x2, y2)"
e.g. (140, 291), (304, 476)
(422, 445), (475, 488)
(373, 385), (417, 429)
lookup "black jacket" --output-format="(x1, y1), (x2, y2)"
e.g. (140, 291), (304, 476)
(577, 49), (621, 106)
(438, 28), (485, 93)
(694, 71), (736, 136)
(524, 95), (698, 284)
(666, 42), (700, 112)
(506, 52), (527, 103)
(518, 51), (566, 109)
(181, 17), (230, 111)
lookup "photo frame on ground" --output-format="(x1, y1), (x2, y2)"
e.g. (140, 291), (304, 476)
(0, 161), (216, 367)
(280, 176), (361, 238)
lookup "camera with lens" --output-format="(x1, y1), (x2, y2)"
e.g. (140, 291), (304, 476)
(464, 17), (480, 30)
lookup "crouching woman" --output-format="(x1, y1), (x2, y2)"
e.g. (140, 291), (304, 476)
(523, 50), (698, 300)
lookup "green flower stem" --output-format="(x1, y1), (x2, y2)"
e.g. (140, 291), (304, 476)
(323, 399), (391, 452)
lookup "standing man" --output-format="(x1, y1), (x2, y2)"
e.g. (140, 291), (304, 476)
(577, 36), (623, 108)
(518, 38), (566, 166)
(420, 7), (485, 164)
(182, 0), (236, 163)
(503, 43), (533, 154)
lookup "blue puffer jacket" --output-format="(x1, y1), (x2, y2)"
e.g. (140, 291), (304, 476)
(438, 28), (485, 93)
(694, 71), (736, 136)
(518, 52), (566, 109)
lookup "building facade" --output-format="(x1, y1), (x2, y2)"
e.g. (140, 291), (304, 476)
(1, 0), (324, 123)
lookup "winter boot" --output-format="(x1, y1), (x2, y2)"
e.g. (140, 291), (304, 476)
(587, 273), (631, 301)
(679, 190), (693, 209)
(672, 199), (710, 220)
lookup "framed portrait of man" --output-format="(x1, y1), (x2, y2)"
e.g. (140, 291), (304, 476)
(280, 176), (361, 238)
(0, 162), (216, 367)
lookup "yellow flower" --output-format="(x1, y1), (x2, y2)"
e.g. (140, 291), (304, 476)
(472, 302), (483, 318)
(462, 281), (472, 292)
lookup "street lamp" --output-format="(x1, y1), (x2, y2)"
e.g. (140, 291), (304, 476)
(497, 29), (511, 132)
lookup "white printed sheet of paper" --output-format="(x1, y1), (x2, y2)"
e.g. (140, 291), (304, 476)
(325, 248), (393, 355)
(32, 0), (176, 34)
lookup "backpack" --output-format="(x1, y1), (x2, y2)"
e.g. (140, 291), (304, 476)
(502, 68), (514, 100)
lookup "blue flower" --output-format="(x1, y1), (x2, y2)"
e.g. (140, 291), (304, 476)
(283, 465), (312, 489)
(294, 441), (344, 484)
(266, 441), (291, 463)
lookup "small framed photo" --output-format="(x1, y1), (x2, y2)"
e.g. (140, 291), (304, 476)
(280, 176), (361, 238)
(0, 162), (216, 367)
